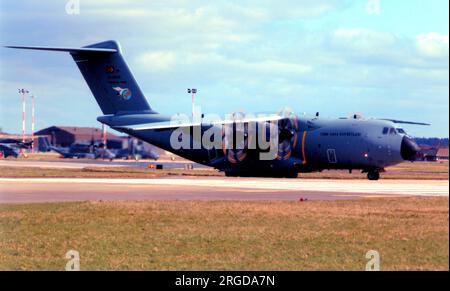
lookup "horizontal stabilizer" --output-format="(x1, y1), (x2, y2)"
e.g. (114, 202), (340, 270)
(4, 45), (117, 54)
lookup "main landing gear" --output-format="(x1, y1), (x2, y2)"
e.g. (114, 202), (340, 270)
(367, 170), (380, 181)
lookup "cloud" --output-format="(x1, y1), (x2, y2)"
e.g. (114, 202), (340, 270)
(365, 0), (381, 15)
(83, 0), (347, 20)
(136, 51), (312, 76)
(137, 51), (177, 72)
(331, 28), (396, 51)
(416, 32), (449, 58)
(233, 0), (348, 19)
(326, 28), (448, 71)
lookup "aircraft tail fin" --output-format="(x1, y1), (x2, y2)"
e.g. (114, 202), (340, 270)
(37, 136), (51, 152)
(7, 40), (154, 115)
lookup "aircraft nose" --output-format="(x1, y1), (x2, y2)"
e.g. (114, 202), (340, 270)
(401, 136), (420, 161)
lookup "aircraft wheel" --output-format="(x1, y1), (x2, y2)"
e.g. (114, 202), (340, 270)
(285, 172), (298, 178)
(367, 170), (380, 181)
(225, 171), (237, 177)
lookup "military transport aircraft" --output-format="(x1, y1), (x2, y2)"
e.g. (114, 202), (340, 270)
(114, 139), (160, 161)
(7, 40), (426, 180)
(39, 137), (116, 161)
(0, 138), (33, 158)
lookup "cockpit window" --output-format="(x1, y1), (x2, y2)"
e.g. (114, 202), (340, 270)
(382, 127), (389, 135)
(396, 128), (406, 134)
(389, 128), (397, 135)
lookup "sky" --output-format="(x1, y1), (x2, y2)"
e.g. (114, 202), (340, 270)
(0, 0), (448, 137)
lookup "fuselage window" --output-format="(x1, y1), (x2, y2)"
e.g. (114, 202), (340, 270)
(389, 128), (397, 135)
(396, 128), (406, 134)
(382, 127), (389, 135)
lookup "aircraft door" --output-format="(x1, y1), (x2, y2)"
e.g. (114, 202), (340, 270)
(327, 148), (337, 164)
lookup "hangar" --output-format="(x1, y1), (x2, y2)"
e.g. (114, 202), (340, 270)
(436, 148), (449, 161)
(34, 126), (124, 148)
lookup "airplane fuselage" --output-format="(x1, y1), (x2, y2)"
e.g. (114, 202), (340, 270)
(99, 113), (417, 179)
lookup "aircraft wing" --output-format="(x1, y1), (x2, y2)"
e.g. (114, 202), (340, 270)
(48, 146), (71, 157)
(0, 144), (14, 150)
(0, 138), (21, 144)
(116, 115), (286, 131)
(0, 139), (32, 149)
(379, 119), (431, 126)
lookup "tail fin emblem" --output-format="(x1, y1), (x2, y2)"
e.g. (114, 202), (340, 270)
(112, 87), (132, 100)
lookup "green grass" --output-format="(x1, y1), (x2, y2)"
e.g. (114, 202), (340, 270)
(0, 198), (448, 270)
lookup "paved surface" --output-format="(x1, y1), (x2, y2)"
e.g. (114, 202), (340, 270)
(0, 177), (447, 203)
(0, 159), (204, 170)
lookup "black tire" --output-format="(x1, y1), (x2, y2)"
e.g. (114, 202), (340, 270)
(225, 171), (236, 177)
(285, 172), (299, 178)
(367, 170), (380, 181)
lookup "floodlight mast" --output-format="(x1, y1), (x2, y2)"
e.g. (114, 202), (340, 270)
(102, 123), (107, 149)
(31, 94), (36, 153)
(18, 89), (29, 155)
(187, 88), (197, 121)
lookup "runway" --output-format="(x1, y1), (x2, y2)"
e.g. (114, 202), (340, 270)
(0, 177), (448, 203)
(0, 159), (204, 170)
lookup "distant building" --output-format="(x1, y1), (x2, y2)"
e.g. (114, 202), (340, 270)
(417, 146), (438, 161)
(34, 126), (125, 148)
(0, 131), (34, 140)
(436, 148), (449, 161)
(417, 145), (449, 162)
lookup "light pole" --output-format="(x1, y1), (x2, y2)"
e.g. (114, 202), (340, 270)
(187, 88), (197, 121)
(18, 89), (29, 143)
(102, 123), (107, 149)
(31, 94), (36, 153)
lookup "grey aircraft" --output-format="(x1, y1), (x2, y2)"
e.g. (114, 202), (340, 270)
(114, 139), (160, 161)
(41, 139), (115, 161)
(0, 138), (33, 158)
(7, 40), (426, 180)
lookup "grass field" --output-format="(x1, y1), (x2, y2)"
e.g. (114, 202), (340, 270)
(0, 197), (448, 270)
(0, 161), (448, 180)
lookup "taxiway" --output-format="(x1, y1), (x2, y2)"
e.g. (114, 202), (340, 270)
(0, 177), (447, 203)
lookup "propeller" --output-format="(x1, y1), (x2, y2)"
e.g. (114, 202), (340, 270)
(222, 111), (250, 164)
(276, 116), (298, 160)
(220, 109), (299, 163)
